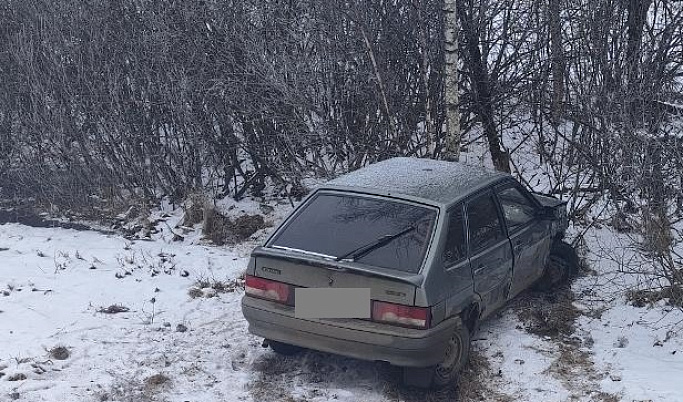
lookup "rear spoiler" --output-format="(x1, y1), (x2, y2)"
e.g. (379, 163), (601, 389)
(251, 246), (425, 287)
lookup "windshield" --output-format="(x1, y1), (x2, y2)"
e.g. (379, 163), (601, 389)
(269, 192), (437, 273)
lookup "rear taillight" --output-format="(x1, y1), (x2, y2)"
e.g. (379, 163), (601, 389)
(371, 301), (431, 329)
(245, 275), (292, 304)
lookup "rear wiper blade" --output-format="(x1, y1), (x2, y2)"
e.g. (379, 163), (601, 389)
(335, 225), (416, 262)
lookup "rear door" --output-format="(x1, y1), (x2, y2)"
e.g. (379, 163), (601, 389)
(466, 191), (513, 316)
(495, 183), (552, 296)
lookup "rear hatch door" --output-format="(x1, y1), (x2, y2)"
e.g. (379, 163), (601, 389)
(252, 190), (439, 307)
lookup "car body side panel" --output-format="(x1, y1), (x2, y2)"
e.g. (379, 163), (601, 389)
(441, 259), (477, 322)
(419, 204), (479, 326)
(508, 221), (552, 297)
(417, 206), (471, 299)
(470, 238), (514, 318)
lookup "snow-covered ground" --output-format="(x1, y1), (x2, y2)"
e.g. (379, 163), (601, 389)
(2, 196), (682, 402)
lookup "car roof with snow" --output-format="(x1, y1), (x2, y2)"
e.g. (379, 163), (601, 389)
(323, 157), (508, 206)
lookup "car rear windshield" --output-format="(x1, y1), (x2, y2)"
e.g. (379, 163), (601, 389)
(269, 192), (437, 273)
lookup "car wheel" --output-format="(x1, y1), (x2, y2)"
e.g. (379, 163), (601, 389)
(268, 340), (304, 356)
(402, 324), (471, 389)
(537, 241), (579, 290)
(433, 324), (471, 387)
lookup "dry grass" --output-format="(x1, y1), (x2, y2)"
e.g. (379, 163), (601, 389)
(7, 373), (27, 381)
(378, 349), (513, 402)
(513, 287), (580, 340)
(97, 304), (130, 314)
(194, 277), (241, 293)
(592, 391), (620, 402)
(626, 286), (683, 307)
(144, 373), (170, 387)
(100, 372), (171, 402)
(456, 351), (514, 402)
(189, 276), (243, 299)
(510, 278), (620, 402)
(49, 345), (70, 360)
(187, 287), (204, 299)
(203, 208), (268, 245)
(248, 353), (305, 402)
(544, 342), (620, 401)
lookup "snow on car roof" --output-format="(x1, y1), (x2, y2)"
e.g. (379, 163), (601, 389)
(326, 157), (508, 205)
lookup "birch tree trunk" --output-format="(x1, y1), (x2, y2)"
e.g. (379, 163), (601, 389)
(549, 0), (564, 125)
(442, 0), (461, 161)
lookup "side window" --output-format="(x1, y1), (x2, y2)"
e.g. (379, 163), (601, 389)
(497, 186), (536, 232)
(467, 193), (505, 254)
(444, 206), (466, 265)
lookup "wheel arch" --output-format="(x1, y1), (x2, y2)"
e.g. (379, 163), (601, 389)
(459, 301), (481, 334)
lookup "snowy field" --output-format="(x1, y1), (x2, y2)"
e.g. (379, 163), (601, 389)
(1, 197), (682, 402)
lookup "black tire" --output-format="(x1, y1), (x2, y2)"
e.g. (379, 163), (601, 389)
(537, 241), (579, 290)
(402, 324), (471, 389)
(268, 340), (304, 356)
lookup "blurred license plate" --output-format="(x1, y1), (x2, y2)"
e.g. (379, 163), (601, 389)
(295, 288), (370, 319)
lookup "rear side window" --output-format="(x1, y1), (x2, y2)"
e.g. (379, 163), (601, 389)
(467, 193), (505, 254)
(444, 205), (467, 265)
(270, 193), (437, 273)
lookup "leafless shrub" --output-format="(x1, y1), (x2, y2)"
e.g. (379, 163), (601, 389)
(202, 207), (229, 245)
(615, 203), (683, 313)
(182, 194), (210, 227)
(98, 304), (130, 314)
(203, 208), (267, 246)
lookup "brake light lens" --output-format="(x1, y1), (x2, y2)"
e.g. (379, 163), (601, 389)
(245, 275), (292, 304)
(371, 301), (430, 329)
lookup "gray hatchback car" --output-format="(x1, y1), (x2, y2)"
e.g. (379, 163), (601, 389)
(242, 157), (575, 388)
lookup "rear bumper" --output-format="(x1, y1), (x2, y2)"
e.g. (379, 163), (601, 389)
(241, 296), (458, 367)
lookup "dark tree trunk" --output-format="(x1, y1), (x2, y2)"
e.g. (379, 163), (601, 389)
(456, 0), (510, 173)
(625, 0), (653, 125)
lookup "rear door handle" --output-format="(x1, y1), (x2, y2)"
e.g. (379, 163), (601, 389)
(474, 264), (487, 275)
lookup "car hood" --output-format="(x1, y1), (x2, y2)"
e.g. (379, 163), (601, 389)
(533, 193), (566, 208)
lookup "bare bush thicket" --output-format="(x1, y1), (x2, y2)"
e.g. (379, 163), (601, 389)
(0, 0), (452, 210)
(0, 0), (682, 281)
